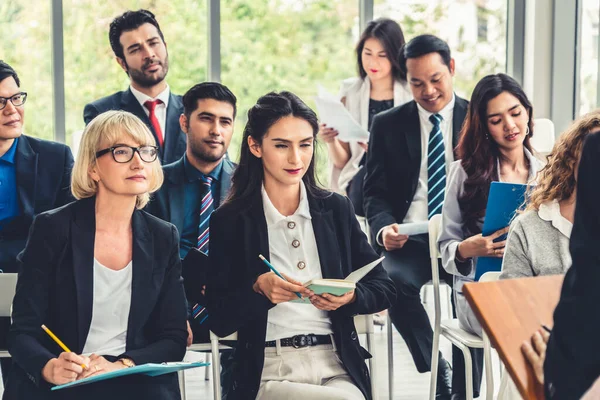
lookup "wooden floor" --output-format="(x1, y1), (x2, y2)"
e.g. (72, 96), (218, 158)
(180, 285), (505, 399)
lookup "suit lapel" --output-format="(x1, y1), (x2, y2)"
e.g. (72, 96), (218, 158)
(245, 194), (271, 277)
(121, 89), (152, 128)
(15, 136), (38, 217)
(452, 96), (468, 151)
(126, 209), (153, 346)
(164, 93), (184, 164)
(218, 159), (235, 206)
(166, 160), (186, 233)
(308, 196), (342, 280)
(404, 101), (422, 163)
(71, 198), (95, 351)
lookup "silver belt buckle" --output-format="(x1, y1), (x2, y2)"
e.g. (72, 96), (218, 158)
(292, 335), (305, 348)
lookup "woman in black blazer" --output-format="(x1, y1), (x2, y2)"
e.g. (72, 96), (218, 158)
(206, 92), (396, 400)
(4, 110), (188, 400)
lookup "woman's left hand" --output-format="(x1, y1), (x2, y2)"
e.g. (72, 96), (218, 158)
(309, 290), (356, 311)
(77, 354), (127, 380)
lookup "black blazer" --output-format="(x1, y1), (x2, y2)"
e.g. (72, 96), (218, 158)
(146, 157), (236, 236)
(4, 197), (188, 400)
(0, 135), (74, 274)
(544, 132), (600, 399)
(206, 190), (397, 400)
(83, 89), (187, 164)
(364, 97), (468, 248)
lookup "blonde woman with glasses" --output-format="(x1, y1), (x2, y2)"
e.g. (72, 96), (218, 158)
(4, 110), (188, 400)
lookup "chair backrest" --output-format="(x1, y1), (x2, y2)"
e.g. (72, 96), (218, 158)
(531, 118), (555, 156)
(428, 214), (444, 324)
(0, 274), (18, 317)
(354, 314), (374, 334)
(71, 129), (84, 160)
(479, 271), (501, 283)
(428, 214), (442, 270)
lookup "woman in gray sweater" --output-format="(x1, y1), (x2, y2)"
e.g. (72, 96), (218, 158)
(501, 110), (600, 279)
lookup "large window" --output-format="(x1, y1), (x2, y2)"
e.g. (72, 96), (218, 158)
(221, 0), (359, 180)
(578, 0), (600, 116)
(0, 0), (53, 140)
(374, 0), (508, 99)
(63, 0), (207, 146)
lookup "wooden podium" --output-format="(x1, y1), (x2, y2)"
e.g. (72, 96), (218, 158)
(463, 275), (564, 400)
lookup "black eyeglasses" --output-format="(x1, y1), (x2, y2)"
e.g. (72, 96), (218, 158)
(96, 145), (159, 163)
(0, 92), (27, 111)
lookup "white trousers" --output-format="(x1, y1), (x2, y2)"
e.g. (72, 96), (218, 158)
(256, 342), (365, 400)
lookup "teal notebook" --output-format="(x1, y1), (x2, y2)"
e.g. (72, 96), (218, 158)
(51, 361), (209, 390)
(292, 256), (385, 304)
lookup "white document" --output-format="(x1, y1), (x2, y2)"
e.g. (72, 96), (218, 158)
(345, 256), (385, 283)
(396, 222), (429, 236)
(314, 85), (370, 142)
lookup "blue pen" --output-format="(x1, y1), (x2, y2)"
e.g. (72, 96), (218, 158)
(258, 254), (303, 299)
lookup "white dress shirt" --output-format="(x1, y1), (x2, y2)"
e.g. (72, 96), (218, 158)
(262, 182), (333, 341)
(82, 259), (132, 356)
(404, 94), (456, 224)
(130, 84), (170, 138)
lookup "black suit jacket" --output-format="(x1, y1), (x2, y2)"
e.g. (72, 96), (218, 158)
(4, 198), (188, 400)
(83, 89), (187, 164)
(145, 157), (236, 237)
(364, 97), (468, 248)
(0, 135), (74, 274)
(206, 190), (397, 400)
(544, 132), (600, 399)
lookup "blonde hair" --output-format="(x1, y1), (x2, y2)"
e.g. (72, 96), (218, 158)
(526, 110), (600, 211)
(71, 110), (164, 209)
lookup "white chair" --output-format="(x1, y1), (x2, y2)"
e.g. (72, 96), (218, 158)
(0, 274), (18, 390)
(531, 118), (555, 157)
(71, 129), (84, 160)
(428, 215), (494, 400)
(180, 315), (378, 400)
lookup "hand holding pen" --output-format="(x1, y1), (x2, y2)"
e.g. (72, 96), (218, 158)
(40, 324), (91, 386)
(253, 255), (312, 303)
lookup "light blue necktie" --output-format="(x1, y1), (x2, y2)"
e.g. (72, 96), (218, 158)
(427, 113), (446, 219)
(197, 175), (214, 254)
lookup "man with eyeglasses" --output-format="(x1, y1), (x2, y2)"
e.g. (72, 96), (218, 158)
(0, 60), (74, 382)
(83, 9), (186, 165)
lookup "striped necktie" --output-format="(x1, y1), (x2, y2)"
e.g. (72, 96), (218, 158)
(197, 175), (214, 254)
(427, 113), (446, 219)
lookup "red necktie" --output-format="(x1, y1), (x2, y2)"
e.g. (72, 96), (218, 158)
(144, 99), (164, 147)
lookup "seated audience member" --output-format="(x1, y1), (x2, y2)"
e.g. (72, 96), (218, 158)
(438, 74), (542, 355)
(544, 131), (600, 399)
(4, 111), (187, 400)
(84, 9), (186, 164)
(501, 110), (600, 279)
(364, 34), (474, 398)
(206, 91), (396, 400)
(319, 18), (411, 215)
(0, 60), (74, 382)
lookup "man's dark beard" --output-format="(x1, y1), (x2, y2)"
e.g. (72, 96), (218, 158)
(126, 58), (169, 88)
(191, 144), (225, 163)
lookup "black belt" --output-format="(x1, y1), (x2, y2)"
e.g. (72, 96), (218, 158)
(265, 334), (332, 348)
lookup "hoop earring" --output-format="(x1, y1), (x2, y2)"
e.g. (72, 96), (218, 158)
(526, 126), (530, 136)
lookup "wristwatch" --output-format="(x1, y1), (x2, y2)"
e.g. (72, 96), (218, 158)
(117, 358), (136, 368)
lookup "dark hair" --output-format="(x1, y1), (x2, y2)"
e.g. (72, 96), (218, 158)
(109, 9), (165, 60)
(356, 18), (406, 82)
(399, 34), (452, 78)
(226, 91), (327, 207)
(456, 73), (534, 234)
(0, 60), (19, 86)
(182, 82), (237, 121)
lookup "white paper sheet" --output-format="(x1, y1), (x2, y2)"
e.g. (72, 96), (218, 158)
(396, 221), (429, 236)
(314, 85), (370, 142)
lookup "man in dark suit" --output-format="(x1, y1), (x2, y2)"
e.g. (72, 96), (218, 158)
(83, 9), (186, 164)
(364, 35), (481, 399)
(0, 60), (74, 382)
(146, 82), (236, 349)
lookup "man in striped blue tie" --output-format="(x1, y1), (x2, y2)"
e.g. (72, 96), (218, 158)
(364, 34), (481, 400)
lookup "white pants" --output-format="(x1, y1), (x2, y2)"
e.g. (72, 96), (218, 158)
(256, 342), (365, 400)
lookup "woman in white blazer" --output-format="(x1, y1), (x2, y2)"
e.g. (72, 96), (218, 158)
(319, 18), (412, 216)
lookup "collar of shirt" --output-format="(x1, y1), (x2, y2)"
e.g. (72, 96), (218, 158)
(183, 154), (223, 183)
(416, 93), (456, 125)
(0, 137), (19, 164)
(538, 199), (573, 239)
(262, 181), (312, 226)
(130, 84), (170, 109)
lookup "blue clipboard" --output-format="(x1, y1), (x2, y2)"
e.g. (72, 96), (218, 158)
(474, 182), (528, 281)
(51, 361), (209, 390)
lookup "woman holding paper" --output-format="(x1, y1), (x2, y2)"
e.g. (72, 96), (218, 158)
(437, 74), (543, 394)
(318, 18), (412, 215)
(206, 91), (396, 400)
(500, 110), (600, 279)
(4, 111), (188, 400)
